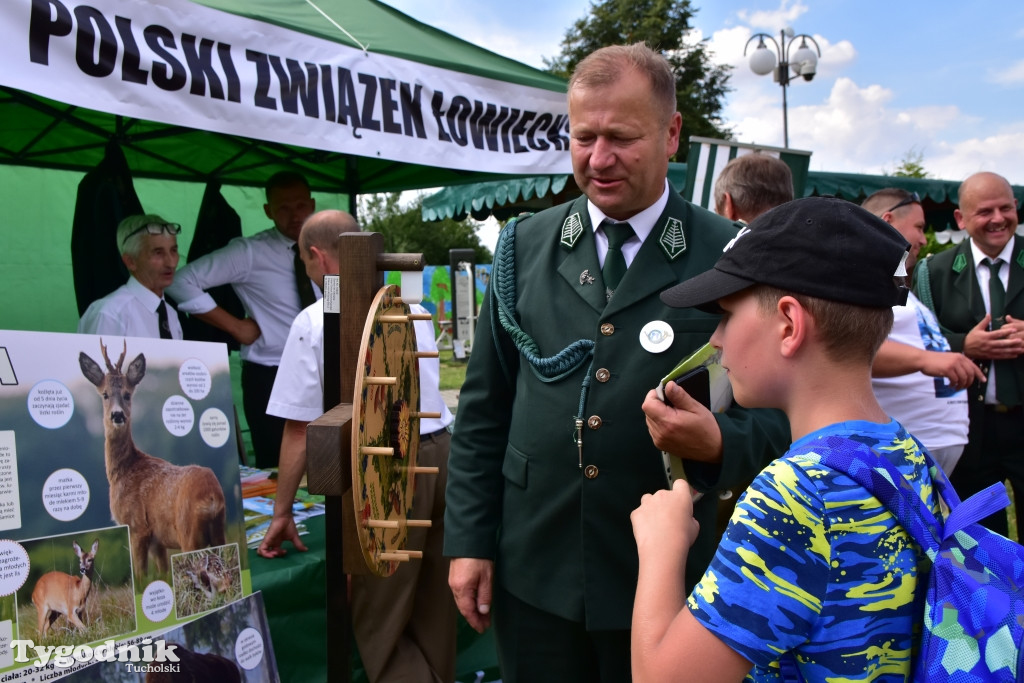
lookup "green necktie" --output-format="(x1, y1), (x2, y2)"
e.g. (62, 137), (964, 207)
(602, 221), (633, 297)
(986, 258), (1019, 406)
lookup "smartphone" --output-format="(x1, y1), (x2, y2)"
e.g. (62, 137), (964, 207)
(666, 365), (711, 409)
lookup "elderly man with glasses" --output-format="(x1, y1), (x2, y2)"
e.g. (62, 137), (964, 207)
(861, 189), (983, 476)
(78, 214), (184, 340)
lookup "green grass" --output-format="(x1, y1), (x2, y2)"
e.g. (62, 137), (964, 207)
(439, 356), (468, 391)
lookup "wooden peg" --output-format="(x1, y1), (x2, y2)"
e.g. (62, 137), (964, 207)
(407, 466), (439, 475)
(361, 446), (395, 456)
(414, 351), (440, 359)
(407, 313), (433, 321)
(411, 411), (442, 419)
(403, 519), (433, 528)
(365, 519), (400, 529)
(364, 377), (397, 385)
(379, 552), (412, 562)
(379, 314), (411, 323)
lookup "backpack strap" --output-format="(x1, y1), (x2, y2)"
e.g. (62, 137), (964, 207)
(803, 437), (1011, 557)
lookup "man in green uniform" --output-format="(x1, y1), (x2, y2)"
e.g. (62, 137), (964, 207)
(444, 43), (789, 682)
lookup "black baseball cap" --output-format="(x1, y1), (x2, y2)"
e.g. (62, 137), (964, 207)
(661, 196), (910, 311)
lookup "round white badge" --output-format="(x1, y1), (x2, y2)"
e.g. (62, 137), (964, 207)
(639, 321), (674, 353)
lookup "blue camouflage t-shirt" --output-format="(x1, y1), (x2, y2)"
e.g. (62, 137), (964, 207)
(689, 419), (937, 681)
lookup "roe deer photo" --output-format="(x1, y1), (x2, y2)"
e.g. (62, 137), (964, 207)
(79, 339), (227, 578)
(31, 539), (98, 637)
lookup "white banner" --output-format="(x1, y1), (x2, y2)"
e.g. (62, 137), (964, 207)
(0, 0), (573, 174)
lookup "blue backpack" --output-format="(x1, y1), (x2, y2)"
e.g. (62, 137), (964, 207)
(818, 439), (1024, 682)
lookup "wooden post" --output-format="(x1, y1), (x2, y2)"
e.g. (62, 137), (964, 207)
(304, 232), (424, 683)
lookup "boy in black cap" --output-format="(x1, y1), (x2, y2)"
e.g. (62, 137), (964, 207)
(630, 197), (938, 681)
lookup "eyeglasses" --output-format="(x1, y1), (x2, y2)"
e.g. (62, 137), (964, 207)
(885, 192), (921, 213)
(122, 222), (182, 246)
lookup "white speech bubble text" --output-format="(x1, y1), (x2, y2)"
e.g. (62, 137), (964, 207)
(199, 408), (230, 448)
(234, 627), (264, 670)
(27, 380), (74, 430)
(142, 580), (174, 623)
(162, 396), (194, 437)
(178, 359), (212, 401)
(41, 469), (89, 522)
(0, 541), (29, 596)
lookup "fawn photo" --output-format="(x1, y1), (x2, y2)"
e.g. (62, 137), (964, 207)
(16, 526), (135, 647)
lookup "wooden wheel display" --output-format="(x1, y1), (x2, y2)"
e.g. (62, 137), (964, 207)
(351, 285), (437, 576)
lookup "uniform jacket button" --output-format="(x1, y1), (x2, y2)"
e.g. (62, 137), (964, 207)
(595, 368), (610, 382)
(584, 464), (599, 479)
(600, 323), (615, 336)
(587, 415), (602, 429)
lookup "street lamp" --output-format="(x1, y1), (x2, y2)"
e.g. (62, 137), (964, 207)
(743, 27), (821, 148)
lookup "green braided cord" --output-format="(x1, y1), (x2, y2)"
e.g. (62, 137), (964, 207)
(915, 255), (935, 312)
(491, 218), (596, 383)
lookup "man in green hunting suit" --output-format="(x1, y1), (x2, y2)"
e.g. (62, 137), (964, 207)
(443, 43), (789, 683)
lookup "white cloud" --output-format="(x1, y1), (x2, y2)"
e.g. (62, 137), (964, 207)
(988, 59), (1024, 86)
(737, 0), (809, 32)
(927, 127), (1024, 185)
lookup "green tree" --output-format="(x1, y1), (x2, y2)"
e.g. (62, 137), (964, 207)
(358, 193), (492, 265)
(891, 147), (929, 179)
(544, 0), (732, 144)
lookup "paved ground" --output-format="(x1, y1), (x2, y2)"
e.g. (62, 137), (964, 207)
(440, 389), (460, 413)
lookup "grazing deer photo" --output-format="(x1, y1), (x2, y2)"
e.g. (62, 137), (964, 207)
(79, 339), (227, 578)
(31, 539), (98, 637)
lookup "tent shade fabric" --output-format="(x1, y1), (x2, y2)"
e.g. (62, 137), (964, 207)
(423, 165), (1024, 227)
(0, 0), (571, 191)
(683, 137), (812, 210)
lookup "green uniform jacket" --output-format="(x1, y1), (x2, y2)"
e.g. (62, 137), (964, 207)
(913, 236), (1024, 401)
(444, 193), (790, 631)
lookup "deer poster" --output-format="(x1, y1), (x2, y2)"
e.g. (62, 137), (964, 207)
(0, 330), (261, 680)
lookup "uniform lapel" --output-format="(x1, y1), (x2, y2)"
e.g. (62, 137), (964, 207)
(556, 197), (608, 313)
(952, 240), (987, 321)
(1006, 236), (1024, 307)
(602, 194), (691, 317)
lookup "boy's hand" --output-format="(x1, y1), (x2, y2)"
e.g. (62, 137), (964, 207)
(643, 382), (723, 463)
(631, 479), (700, 558)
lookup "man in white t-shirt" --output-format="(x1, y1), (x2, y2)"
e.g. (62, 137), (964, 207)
(258, 209), (457, 683)
(863, 189), (984, 473)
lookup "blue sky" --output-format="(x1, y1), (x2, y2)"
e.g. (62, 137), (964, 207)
(386, 0), (1024, 186)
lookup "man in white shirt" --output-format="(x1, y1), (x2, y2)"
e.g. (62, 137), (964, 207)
(258, 210), (457, 682)
(78, 214), (184, 340)
(863, 188), (983, 474)
(166, 171), (317, 467)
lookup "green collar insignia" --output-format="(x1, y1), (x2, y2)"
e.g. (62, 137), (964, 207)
(952, 253), (967, 273)
(659, 217), (686, 261)
(561, 213), (584, 249)
(1017, 250), (1024, 270)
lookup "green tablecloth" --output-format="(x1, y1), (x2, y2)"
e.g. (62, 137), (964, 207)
(249, 514), (501, 683)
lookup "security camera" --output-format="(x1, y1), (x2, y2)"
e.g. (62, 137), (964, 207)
(799, 60), (816, 82)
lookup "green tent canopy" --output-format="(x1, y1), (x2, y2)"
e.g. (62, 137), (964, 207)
(0, 0), (571, 332)
(422, 164), (1024, 228)
(1, 0), (568, 195)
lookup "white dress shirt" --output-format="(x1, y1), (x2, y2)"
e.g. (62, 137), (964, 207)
(267, 302), (453, 435)
(969, 238), (1015, 404)
(166, 228), (320, 366)
(78, 276), (183, 340)
(586, 180), (671, 268)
